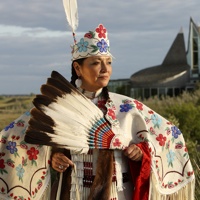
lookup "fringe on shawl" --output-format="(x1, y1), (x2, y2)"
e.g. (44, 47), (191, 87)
(40, 181), (51, 200)
(149, 172), (195, 200)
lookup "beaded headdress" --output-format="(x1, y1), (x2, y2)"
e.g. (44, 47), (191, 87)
(71, 24), (112, 60)
(62, 0), (112, 60)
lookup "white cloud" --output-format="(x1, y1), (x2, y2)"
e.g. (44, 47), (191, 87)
(0, 0), (199, 94)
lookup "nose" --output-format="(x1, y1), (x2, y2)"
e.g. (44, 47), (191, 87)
(101, 61), (108, 73)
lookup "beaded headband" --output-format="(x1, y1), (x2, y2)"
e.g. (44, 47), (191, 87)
(71, 24), (112, 60)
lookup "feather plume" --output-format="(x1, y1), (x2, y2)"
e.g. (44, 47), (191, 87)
(25, 71), (130, 152)
(63, 0), (78, 43)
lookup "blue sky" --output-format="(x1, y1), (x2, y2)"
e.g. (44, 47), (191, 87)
(0, 0), (199, 94)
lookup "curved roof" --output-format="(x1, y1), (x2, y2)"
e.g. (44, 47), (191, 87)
(130, 64), (190, 85)
(131, 30), (190, 87)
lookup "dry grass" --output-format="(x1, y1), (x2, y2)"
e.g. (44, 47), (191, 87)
(0, 95), (34, 130)
(193, 154), (200, 200)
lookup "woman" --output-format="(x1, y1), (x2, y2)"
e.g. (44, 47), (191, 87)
(50, 54), (149, 199)
(50, 24), (150, 199)
(47, 24), (194, 200)
(0, 23), (194, 200)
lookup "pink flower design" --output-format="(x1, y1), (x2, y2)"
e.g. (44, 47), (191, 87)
(95, 24), (106, 38)
(84, 32), (93, 39)
(175, 143), (183, 149)
(113, 138), (121, 147)
(150, 127), (155, 134)
(107, 109), (116, 120)
(0, 137), (6, 144)
(156, 134), (167, 146)
(16, 120), (25, 127)
(133, 100), (143, 111)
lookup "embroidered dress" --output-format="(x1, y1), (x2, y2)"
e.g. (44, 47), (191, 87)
(0, 112), (51, 200)
(0, 92), (195, 200)
(55, 92), (195, 200)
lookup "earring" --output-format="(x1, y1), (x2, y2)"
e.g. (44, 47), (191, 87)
(75, 77), (82, 88)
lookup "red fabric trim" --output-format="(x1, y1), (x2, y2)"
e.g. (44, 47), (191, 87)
(129, 142), (151, 200)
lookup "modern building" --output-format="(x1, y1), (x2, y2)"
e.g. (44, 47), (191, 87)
(108, 18), (200, 99)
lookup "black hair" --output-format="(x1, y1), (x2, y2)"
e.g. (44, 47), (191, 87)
(70, 58), (110, 101)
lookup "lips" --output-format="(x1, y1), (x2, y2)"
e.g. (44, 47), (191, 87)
(98, 74), (109, 78)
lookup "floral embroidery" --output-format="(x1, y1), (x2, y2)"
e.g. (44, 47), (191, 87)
(27, 147), (39, 160)
(16, 164), (25, 182)
(0, 187), (5, 194)
(0, 112), (50, 199)
(95, 24), (106, 38)
(16, 120), (25, 127)
(4, 122), (15, 131)
(148, 110), (154, 114)
(166, 140), (170, 149)
(166, 150), (175, 167)
(133, 100), (143, 111)
(112, 138), (122, 147)
(120, 104), (133, 112)
(20, 141), (28, 149)
(171, 126), (182, 139)
(183, 147), (189, 158)
(6, 159), (15, 168)
(186, 171), (194, 179)
(6, 141), (18, 155)
(0, 136), (7, 144)
(156, 134), (167, 146)
(97, 39), (108, 52)
(175, 141), (183, 149)
(105, 99), (119, 126)
(107, 109), (116, 120)
(0, 159), (6, 172)
(151, 114), (162, 128)
(149, 127), (156, 135)
(25, 111), (30, 116)
(77, 38), (89, 52)
(165, 127), (171, 135)
(144, 116), (150, 124)
(27, 147), (39, 166)
(84, 31), (94, 39)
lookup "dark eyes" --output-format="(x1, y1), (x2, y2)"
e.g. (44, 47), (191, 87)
(92, 61), (112, 65)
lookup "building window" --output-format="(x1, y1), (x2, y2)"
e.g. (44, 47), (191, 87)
(151, 88), (158, 96)
(174, 88), (180, 96)
(193, 37), (198, 69)
(144, 88), (150, 99)
(159, 88), (166, 97)
(167, 88), (173, 96)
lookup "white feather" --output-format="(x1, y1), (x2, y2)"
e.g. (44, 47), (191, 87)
(63, 0), (78, 33)
(25, 71), (130, 152)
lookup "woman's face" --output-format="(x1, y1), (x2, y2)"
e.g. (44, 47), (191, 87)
(74, 56), (112, 92)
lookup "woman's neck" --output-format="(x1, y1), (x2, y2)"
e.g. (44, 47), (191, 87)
(78, 87), (103, 99)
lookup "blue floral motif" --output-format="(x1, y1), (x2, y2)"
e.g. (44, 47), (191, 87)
(77, 38), (89, 52)
(97, 39), (108, 52)
(166, 150), (175, 167)
(171, 126), (182, 139)
(25, 111), (30, 116)
(6, 141), (18, 154)
(151, 114), (162, 128)
(120, 104), (133, 112)
(4, 122), (15, 131)
(16, 164), (25, 181)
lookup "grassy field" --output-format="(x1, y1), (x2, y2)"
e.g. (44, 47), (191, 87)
(0, 95), (34, 130)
